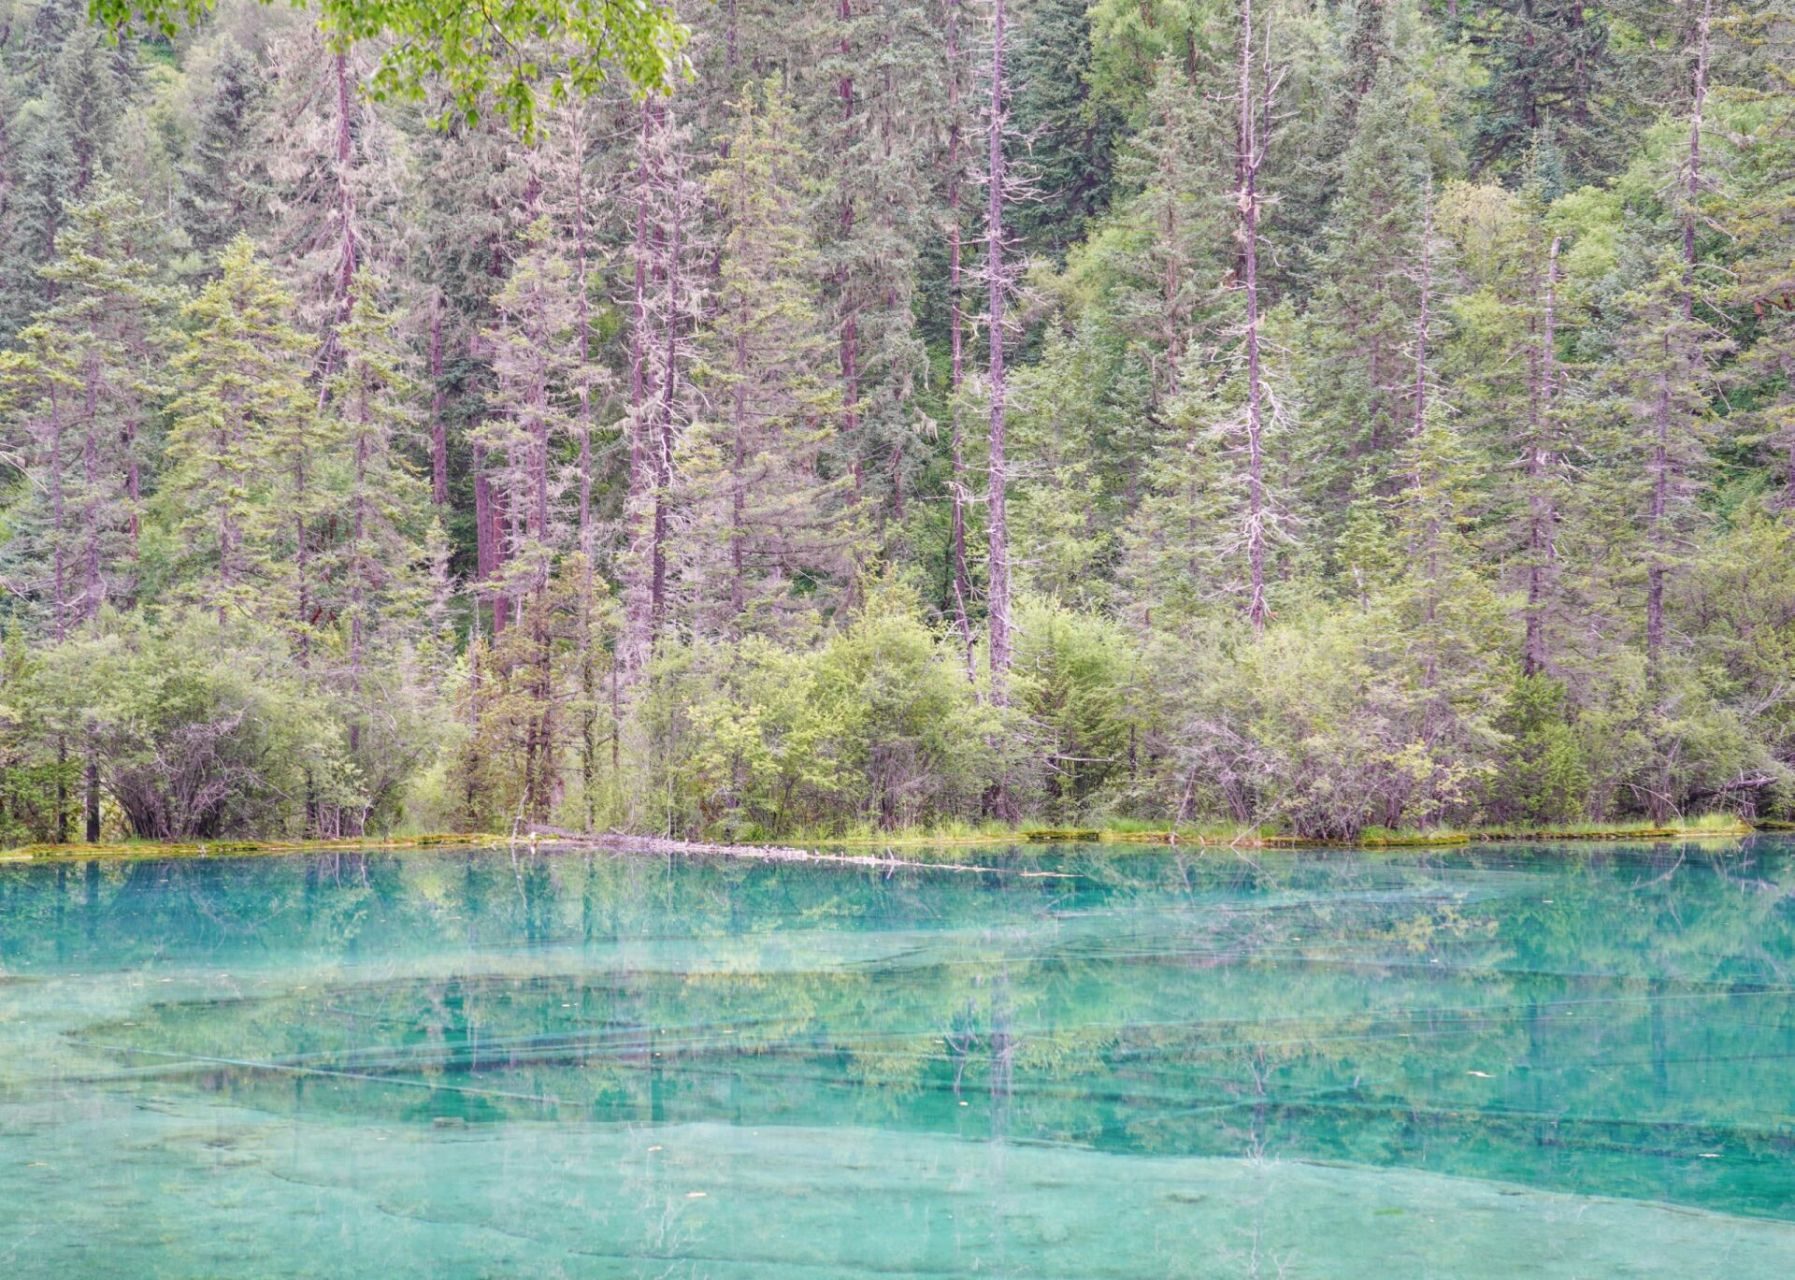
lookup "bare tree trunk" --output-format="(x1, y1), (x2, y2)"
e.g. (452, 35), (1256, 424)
(1523, 235), (1561, 677)
(474, 436), (495, 632)
(652, 110), (683, 643)
(81, 357), (102, 624)
(1647, 354), (1671, 671)
(623, 102), (654, 677)
(1410, 182), (1433, 444)
(1238, 0), (1269, 634)
(348, 382), (370, 754)
(49, 389), (68, 642)
(319, 50), (358, 381)
(293, 449), (310, 666)
(428, 291), (448, 505)
(572, 119), (594, 562)
(1410, 183), (1440, 689)
(838, 0), (862, 494)
(84, 753), (100, 843)
(1646, 0), (1711, 684)
(731, 322), (749, 626)
(986, 0), (1012, 698)
(946, 0), (974, 678)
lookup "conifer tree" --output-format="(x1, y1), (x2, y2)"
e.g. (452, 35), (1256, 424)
(0, 97), (73, 339)
(261, 29), (408, 377)
(1299, 64), (1435, 526)
(811, 0), (937, 529)
(677, 79), (858, 639)
(162, 236), (313, 623)
(0, 179), (167, 636)
(1459, 0), (1628, 183)
(619, 94), (700, 675)
(327, 273), (428, 713)
(176, 37), (271, 263)
(1008, 0), (1121, 259)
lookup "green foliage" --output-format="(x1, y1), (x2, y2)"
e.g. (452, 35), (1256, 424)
(86, 0), (688, 139)
(632, 582), (1003, 838)
(17, 608), (340, 839)
(2, 0), (1791, 847)
(1492, 675), (1591, 826)
(1013, 596), (1139, 823)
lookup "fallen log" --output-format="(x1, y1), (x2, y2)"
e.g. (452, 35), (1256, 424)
(519, 826), (1081, 878)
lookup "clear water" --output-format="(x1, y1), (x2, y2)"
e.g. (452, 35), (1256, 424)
(3, 839), (1794, 1277)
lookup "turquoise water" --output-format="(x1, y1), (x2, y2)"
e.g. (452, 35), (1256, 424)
(3, 839), (1794, 1276)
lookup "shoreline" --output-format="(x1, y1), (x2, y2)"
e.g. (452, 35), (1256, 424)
(0, 820), (1767, 865)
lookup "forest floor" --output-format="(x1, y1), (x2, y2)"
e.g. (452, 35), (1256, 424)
(1, 818), (1767, 863)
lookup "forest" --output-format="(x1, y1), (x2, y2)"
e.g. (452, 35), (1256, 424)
(1, 0), (1792, 845)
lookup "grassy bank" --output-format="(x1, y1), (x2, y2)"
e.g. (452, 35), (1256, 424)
(0, 833), (505, 863)
(0, 814), (1768, 864)
(760, 813), (1760, 851)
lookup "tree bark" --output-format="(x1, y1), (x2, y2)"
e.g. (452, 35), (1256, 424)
(946, 0), (975, 679)
(428, 291), (448, 505)
(986, 0), (1012, 698)
(1523, 234), (1561, 677)
(1238, 0), (1269, 633)
(1646, 0), (1711, 683)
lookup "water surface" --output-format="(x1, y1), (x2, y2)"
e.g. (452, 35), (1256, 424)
(3, 839), (1793, 1276)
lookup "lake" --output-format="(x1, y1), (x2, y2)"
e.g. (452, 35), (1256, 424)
(3, 838), (1793, 1277)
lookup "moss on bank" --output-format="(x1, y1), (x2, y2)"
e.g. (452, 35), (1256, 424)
(0, 816), (1768, 864)
(1, 833), (504, 863)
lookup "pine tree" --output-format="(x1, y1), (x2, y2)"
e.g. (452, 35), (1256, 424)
(677, 79), (859, 640)
(176, 36), (270, 263)
(1298, 64), (1435, 530)
(1106, 56), (1235, 417)
(619, 94), (701, 676)
(51, 21), (131, 196)
(161, 236), (313, 623)
(479, 215), (599, 616)
(0, 179), (167, 637)
(1375, 401), (1510, 825)
(1008, 0), (1122, 260)
(0, 97), (73, 339)
(327, 273), (428, 717)
(261, 30), (408, 377)
(1460, 0), (1620, 182)
(811, 0), (938, 530)
(985, 0), (1015, 689)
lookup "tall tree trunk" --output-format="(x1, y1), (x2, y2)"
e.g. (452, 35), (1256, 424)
(652, 104), (682, 642)
(1523, 235), (1561, 677)
(84, 752), (100, 843)
(623, 102), (654, 677)
(474, 435), (495, 631)
(838, 0), (861, 494)
(293, 449), (310, 666)
(1410, 182), (1440, 689)
(320, 50), (358, 381)
(1646, 0), (1711, 684)
(986, 0), (1012, 698)
(573, 120), (594, 561)
(348, 382), (370, 754)
(81, 358), (102, 624)
(731, 322), (749, 627)
(428, 291), (448, 505)
(49, 389), (68, 643)
(1410, 189), (1432, 443)
(1238, 0), (1269, 634)
(946, 0), (974, 678)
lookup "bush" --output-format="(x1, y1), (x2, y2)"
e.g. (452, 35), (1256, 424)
(20, 610), (341, 839)
(633, 582), (1004, 837)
